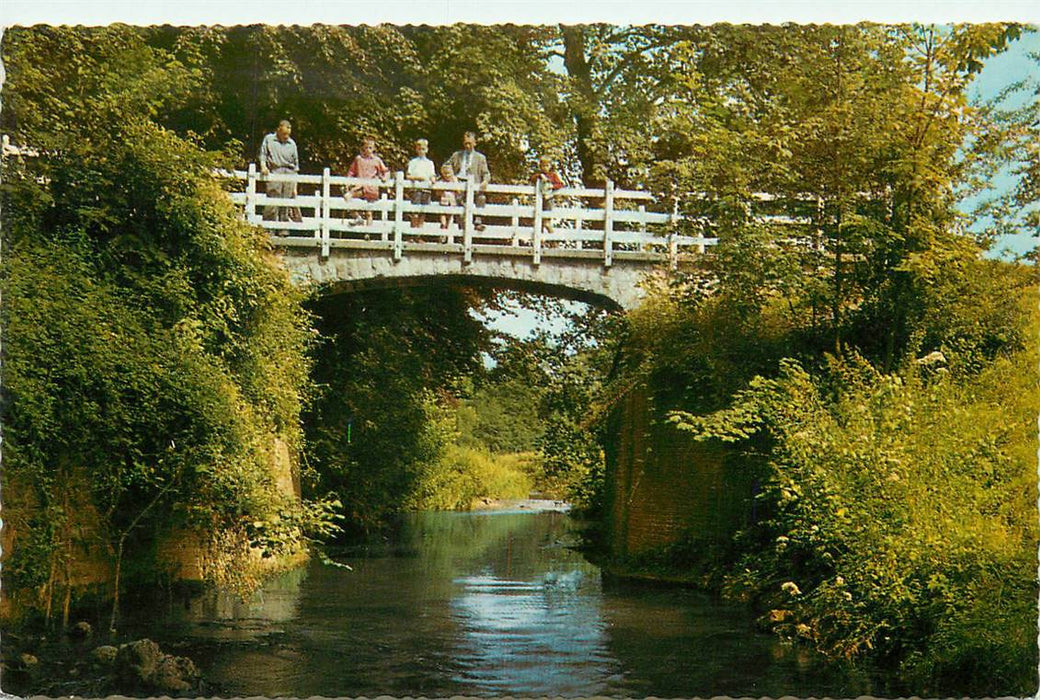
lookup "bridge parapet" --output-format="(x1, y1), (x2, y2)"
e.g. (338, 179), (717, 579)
(227, 166), (717, 267)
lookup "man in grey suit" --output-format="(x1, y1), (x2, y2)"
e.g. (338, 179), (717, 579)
(446, 131), (490, 231)
(259, 119), (302, 236)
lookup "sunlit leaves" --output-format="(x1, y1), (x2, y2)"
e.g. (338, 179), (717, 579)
(667, 343), (1038, 692)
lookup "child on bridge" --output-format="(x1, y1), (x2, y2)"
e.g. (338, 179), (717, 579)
(345, 137), (389, 228)
(437, 162), (460, 232)
(406, 138), (436, 229)
(531, 156), (564, 234)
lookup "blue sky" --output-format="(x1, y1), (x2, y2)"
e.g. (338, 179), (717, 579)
(966, 29), (1039, 258)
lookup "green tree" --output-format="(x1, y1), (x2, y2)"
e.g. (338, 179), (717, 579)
(146, 25), (567, 178)
(638, 24), (1027, 368)
(1, 26), (323, 622)
(303, 286), (493, 533)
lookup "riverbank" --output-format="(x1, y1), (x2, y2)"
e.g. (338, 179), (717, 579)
(1, 625), (208, 697)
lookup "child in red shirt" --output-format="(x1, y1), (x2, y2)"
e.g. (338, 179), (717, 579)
(530, 156), (565, 233)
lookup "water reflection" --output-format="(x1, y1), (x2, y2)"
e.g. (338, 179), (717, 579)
(451, 569), (619, 695)
(122, 506), (882, 697)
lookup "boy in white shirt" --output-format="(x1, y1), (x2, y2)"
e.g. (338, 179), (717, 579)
(406, 138), (436, 229)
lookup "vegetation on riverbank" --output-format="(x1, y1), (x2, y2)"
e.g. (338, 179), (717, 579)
(303, 288), (609, 526)
(589, 23), (1039, 696)
(605, 293), (1038, 694)
(663, 316), (1037, 688)
(1, 28), (338, 623)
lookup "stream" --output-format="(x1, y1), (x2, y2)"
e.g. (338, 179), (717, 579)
(117, 502), (889, 696)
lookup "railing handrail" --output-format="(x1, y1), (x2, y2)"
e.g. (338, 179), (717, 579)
(227, 163), (719, 267)
(225, 167), (659, 202)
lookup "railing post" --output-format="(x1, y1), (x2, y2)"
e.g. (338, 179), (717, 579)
(463, 180), (474, 264)
(576, 204), (583, 250)
(393, 171), (404, 261)
(380, 191), (389, 242)
(246, 163), (258, 225)
(511, 197), (520, 247)
(532, 182), (543, 265)
(321, 167), (331, 258)
(669, 234), (678, 270)
(447, 192), (456, 246)
(604, 179), (615, 267)
(638, 203), (647, 251)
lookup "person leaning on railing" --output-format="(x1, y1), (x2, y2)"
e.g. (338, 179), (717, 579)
(406, 138), (436, 229)
(259, 119), (302, 237)
(531, 156), (565, 234)
(437, 162), (460, 231)
(446, 131), (490, 231)
(345, 137), (390, 228)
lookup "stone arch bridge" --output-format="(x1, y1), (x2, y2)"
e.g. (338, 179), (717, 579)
(229, 166), (718, 310)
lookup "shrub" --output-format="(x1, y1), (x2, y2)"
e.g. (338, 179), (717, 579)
(670, 343), (1039, 695)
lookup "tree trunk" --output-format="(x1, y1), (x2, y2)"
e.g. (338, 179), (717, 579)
(109, 539), (124, 633)
(61, 486), (73, 628)
(561, 26), (601, 187)
(43, 551), (57, 626)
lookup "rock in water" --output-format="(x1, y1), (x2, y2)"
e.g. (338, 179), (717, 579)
(17, 652), (39, 670)
(152, 654), (200, 692)
(115, 638), (200, 693)
(115, 639), (162, 688)
(91, 645), (119, 667)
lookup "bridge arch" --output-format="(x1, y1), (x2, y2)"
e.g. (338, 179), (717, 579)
(277, 246), (661, 310)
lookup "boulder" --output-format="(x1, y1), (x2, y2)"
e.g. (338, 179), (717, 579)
(91, 645), (119, 666)
(152, 654), (200, 692)
(114, 638), (200, 693)
(115, 639), (162, 687)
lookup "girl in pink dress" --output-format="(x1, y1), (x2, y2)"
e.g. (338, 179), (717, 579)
(346, 138), (389, 227)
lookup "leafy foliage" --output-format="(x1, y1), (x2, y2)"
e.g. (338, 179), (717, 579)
(302, 286), (493, 533)
(591, 23), (1036, 693)
(141, 25), (567, 179)
(669, 336), (1038, 694)
(1, 29), (323, 614)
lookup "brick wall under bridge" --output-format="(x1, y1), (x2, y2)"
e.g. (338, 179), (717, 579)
(276, 244), (667, 310)
(603, 383), (758, 559)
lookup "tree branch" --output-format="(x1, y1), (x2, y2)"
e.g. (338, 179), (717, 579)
(593, 36), (676, 97)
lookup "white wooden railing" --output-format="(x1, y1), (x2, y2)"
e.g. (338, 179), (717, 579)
(227, 166), (717, 267)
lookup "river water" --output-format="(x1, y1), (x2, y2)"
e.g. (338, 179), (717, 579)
(122, 503), (888, 697)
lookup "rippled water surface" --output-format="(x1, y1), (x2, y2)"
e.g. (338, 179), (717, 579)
(123, 506), (885, 697)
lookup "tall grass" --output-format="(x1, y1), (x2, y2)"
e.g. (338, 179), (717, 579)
(407, 446), (533, 511)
